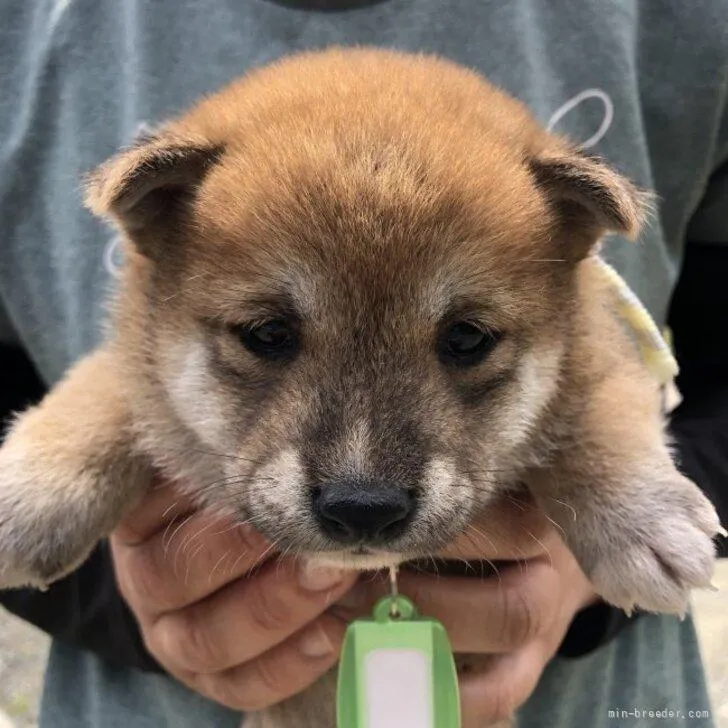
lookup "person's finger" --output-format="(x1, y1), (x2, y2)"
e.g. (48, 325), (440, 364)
(111, 509), (271, 616)
(114, 479), (198, 546)
(439, 495), (555, 561)
(184, 615), (347, 712)
(459, 644), (547, 728)
(335, 560), (560, 654)
(146, 558), (357, 674)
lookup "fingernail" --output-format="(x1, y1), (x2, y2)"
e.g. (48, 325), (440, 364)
(299, 623), (334, 658)
(298, 562), (347, 592)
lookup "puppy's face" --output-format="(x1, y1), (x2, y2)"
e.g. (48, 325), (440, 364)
(88, 50), (644, 567)
(156, 148), (566, 566)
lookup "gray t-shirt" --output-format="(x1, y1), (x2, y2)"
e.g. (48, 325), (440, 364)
(0, 1), (725, 726)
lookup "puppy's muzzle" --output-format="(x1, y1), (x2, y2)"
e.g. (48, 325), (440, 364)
(312, 479), (416, 546)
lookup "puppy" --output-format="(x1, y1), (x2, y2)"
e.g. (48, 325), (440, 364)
(0, 48), (721, 728)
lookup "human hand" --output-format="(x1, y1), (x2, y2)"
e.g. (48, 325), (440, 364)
(334, 495), (597, 727)
(110, 483), (357, 712)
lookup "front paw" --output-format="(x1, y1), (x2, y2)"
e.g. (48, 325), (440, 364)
(569, 473), (721, 615)
(0, 442), (107, 589)
(0, 493), (98, 590)
(0, 530), (92, 591)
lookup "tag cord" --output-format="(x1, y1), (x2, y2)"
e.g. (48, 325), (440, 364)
(388, 566), (400, 618)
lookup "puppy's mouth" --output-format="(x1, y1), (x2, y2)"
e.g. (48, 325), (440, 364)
(313, 548), (505, 578)
(243, 457), (481, 568)
(314, 546), (408, 571)
(350, 545), (375, 556)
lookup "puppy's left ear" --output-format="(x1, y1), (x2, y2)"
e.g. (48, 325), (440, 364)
(529, 149), (651, 256)
(84, 129), (223, 242)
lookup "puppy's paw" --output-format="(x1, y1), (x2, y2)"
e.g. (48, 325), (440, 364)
(0, 437), (113, 589)
(0, 491), (99, 590)
(570, 473), (720, 615)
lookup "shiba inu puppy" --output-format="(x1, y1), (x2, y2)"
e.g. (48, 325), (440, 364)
(0, 48), (721, 728)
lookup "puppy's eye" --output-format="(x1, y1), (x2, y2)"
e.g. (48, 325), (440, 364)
(235, 319), (298, 361)
(439, 322), (500, 366)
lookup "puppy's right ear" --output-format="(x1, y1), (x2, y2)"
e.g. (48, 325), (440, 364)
(85, 131), (223, 252)
(528, 148), (652, 261)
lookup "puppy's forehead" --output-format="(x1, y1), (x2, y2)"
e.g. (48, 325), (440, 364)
(189, 130), (552, 322)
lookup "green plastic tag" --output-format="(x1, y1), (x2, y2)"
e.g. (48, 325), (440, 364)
(336, 595), (461, 728)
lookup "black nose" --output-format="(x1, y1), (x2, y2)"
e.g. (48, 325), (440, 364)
(313, 480), (415, 545)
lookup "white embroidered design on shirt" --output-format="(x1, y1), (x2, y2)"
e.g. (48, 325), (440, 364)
(547, 88), (614, 149)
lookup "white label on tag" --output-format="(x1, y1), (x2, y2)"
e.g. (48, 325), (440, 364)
(364, 648), (432, 728)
